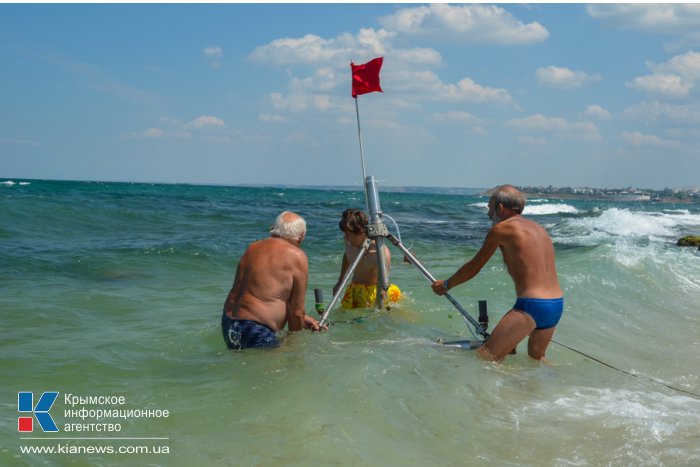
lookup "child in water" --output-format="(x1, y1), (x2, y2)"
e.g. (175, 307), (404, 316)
(333, 208), (401, 308)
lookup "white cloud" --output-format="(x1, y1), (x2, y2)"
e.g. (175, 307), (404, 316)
(626, 51), (700, 99)
(378, 4), (549, 45)
(621, 131), (679, 148)
(587, 4), (700, 34)
(430, 110), (481, 124)
(269, 92), (336, 113)
(251, 34), (341, 65)
(445, 77), (512, 103)
(143, 128), (165, 138)
(395, 71), (513, 104)
(626, 74), (692, 98)
(584, 104), (611, 119)
(506, 114), (600, 141)
(536, 66), (602, 89)
(252, 21), (514, 122)
(189, 116), (225, 129)
(389, 47), (442, 65)
(623, 100), (700, 123)
(648, 51), (700, 81)
(203, 46), (223, 58)
(289, 67), (341, 93)
(250, 29), (393, 66)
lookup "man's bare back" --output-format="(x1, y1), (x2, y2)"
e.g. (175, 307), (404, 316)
(224, 237), (308, 332)
(491, 216), (562, 299)
(221, 211), (322, 351)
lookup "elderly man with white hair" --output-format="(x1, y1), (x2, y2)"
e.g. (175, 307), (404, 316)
(222, 211), (323, 350)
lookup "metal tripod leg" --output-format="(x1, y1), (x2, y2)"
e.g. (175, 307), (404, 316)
(318, 238), (372, 328)
(386, 233), (489, 340)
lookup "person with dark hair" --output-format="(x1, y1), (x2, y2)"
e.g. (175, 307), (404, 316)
(333, 208), (401, 309)
(432, 185), (564, 362)
(222, 211), (324, 350)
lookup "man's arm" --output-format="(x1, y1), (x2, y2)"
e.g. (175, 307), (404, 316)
(432, 227), (501, 295)
(286, 251), (309, 332)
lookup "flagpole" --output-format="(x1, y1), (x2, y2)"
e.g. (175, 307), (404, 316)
(354, 96), (370, 212)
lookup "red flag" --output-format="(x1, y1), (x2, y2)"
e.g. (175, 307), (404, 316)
(351, 57), (383, 98)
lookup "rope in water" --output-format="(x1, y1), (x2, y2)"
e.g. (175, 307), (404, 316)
(552, 339), (700, 399)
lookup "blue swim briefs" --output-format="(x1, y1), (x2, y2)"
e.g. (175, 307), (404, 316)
(221, 312), (279, 350)
(513, 297), (564, 330)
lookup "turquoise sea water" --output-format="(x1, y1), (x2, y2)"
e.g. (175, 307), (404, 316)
(1, 179), (699, 466)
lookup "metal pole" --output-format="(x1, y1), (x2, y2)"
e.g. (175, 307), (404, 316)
(365, 175), (390, 309)
(318, 239), (372, 328)
(354, 98), (370, 214)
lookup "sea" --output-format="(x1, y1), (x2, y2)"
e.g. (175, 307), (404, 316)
(1, 179), (699, 466)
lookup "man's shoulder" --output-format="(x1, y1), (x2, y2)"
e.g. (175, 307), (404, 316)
(490, 216), (540, 237)
(269, 237), (307, 260)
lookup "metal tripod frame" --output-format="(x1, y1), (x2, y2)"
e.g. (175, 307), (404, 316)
(318, 176), (490, 343)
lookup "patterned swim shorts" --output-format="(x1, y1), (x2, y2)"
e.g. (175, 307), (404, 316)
(221, 313), (279, 350)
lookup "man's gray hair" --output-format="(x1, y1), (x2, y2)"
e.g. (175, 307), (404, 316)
(270, 211), (306, 240)
(491, 185), (526, 214)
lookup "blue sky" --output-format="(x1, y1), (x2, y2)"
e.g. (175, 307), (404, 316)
(2, 3), (700, 189)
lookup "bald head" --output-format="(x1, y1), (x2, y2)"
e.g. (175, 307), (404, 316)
(490, 185), (525, 214)
(270, 211), (306, 242)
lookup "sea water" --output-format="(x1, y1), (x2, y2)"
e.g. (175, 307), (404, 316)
(1, 180), (699, 466)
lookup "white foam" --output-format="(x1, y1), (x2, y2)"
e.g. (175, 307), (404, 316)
(663, 209), (690, 215)
(518, 387), (700, 442)
(554, 208), (700, 244)
(525, 203), (579, 215)
(1, 180), (16, 186)
(470, 201), (579, 215)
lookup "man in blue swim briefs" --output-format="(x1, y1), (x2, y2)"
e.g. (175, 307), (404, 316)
(432, 185), (564, 362)
(222, 211), (325, 350)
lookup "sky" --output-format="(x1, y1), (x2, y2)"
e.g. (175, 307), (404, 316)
(2, 3), (700, 190)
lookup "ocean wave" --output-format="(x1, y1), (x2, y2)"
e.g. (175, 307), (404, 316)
(1, 180), (16, 186)
(525, 203), (579, 215)
(469, 201), (579, 215)
(663, 209), (690, 215)
(552, 207), (700, 244)
(517, 387), (700, 447)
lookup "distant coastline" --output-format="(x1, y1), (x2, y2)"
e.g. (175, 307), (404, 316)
(516, 186), (700, 204)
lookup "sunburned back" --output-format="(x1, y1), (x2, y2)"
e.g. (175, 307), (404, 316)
(497, 217), (562, 298)
(224, 237), (305, 331)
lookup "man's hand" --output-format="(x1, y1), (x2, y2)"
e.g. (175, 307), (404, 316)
(304, 315), (328, 332)
(431, 279), (449, 296)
